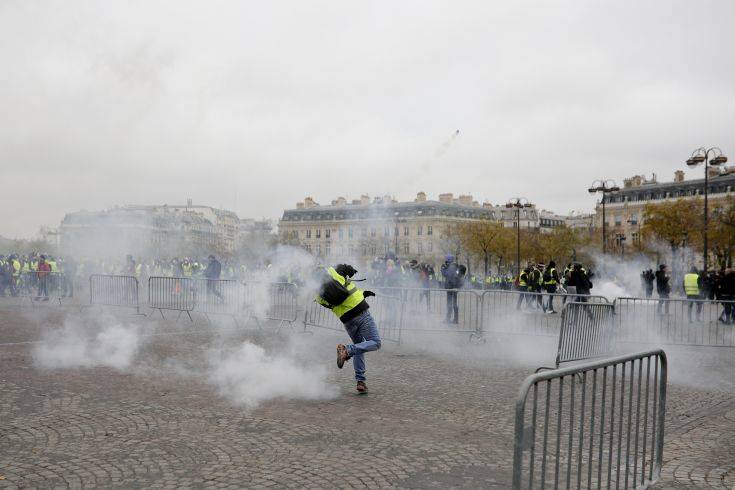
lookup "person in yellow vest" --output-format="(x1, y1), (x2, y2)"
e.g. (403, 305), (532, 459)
(316, 264), (380, 394)
(543, 261), (560, 314)
(516, 267), (530, 310)
(683, 266), (702, 323)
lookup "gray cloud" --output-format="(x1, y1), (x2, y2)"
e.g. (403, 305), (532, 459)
(1, 0), (733, 237)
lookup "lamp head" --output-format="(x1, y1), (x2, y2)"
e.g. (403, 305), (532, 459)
(711, 155), (728, 166)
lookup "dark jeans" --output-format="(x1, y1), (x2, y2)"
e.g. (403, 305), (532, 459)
(686, 295), (703, 321)
(657, 292), (670, 314)
(721, 298), (734, 324)
(545, 285), (557, 312)
(37, 277), (48, 300)
(446, 290), (458, 322)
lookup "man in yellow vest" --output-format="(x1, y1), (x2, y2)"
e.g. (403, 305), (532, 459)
(683, 266), (702, 323)
(316, 264), (380, 394)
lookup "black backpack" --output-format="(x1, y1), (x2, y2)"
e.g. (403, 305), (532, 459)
(318, 270), (354, 307)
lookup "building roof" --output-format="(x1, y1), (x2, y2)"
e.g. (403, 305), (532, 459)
(280, 199), (533, 222)
(608, 172), (735, 203)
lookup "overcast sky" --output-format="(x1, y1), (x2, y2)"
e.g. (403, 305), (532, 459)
(1, 0), (733, 238)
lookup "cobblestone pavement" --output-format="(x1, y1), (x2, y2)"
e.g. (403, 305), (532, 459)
(0, 305), (733, 488)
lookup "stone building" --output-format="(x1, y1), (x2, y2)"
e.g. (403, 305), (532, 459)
(594, 167), (735, 251)
(60, 202), (242, 259)
(278, 192), (552, 264)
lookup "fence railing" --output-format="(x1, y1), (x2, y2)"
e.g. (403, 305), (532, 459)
(614, 296), (735, 347)
(148, 276), (195, 318)
(303, 292), (403, 343)
(554, 302), (616, 368)
(89, 274), (140, 312)
(513, 350), (667, 489)
(190, 278), (243, 317)
(480, 290), (610, 338)
(15, 271), (70, 303)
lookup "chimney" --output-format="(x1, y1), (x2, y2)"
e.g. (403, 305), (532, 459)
(439, 193), (453, 204)
(336, 196), (346, 206)
(415, 191), (427, 202)
(674, 170), (684, 183)
(304, 197), (317, 208)
(458, 194), (473, 206)
(360, 194), (370, 205)
(296, 202), (304, 209)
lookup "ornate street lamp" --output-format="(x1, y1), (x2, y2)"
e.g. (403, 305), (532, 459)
(506, 197), (532, 279)
(685, 147), (728, 273)
(588, 180), (620, 254)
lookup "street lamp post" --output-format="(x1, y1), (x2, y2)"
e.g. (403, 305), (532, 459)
(685, 147), (728, 274)
(506, 197), (532, 280)
(588, 180), (620, 254)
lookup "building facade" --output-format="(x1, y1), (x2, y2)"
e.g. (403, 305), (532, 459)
(60, 202), (245, 259)
(594, 168), (735, 251)
(278, 192), (551, 264)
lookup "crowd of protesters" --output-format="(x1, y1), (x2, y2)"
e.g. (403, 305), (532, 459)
(641, 264), (735, 324)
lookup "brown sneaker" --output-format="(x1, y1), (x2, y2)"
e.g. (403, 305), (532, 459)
(337, 344), (349, 369)
(356, 381), (368, 393)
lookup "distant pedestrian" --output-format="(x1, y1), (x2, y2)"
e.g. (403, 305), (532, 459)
(36, 255), (51, 301)
(683, 266), (702, 323)
(441, 255), (460, 323)
(204, 255), (223, 300)
(655, 265), (671, 314)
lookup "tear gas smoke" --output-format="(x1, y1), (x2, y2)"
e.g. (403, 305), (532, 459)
(33, 319), (143, 371)
(206, 340), (337, 409)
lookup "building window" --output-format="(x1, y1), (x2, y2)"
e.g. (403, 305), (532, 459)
(305, 244), (311, 253)
(417, 225), (423, 236)
(427, 241), (433, 252)
(348, 227), (354, 239)
(338, 228), (344, 240)
(370, 228), (376, 237)
(384, 226), (389, 237)
(291, 230), (298, 239)
(370, 245), (376, 255)
(384, 243), (389, 254)
(427, 225), (433, 236)
(614, 214), (622, 226)
(348, 244), (354, 256)
(316, 244), (321, 255)
(403, 226), (409, 236)
(403, 243), (409, 254)
(393, 226), (398, 237)
(325, 244), (331, 256)
(306, 229), (312, 239)
(418, 242), (423, 254)
(316, 229), (321, 239)
(325, 229), (331, 239)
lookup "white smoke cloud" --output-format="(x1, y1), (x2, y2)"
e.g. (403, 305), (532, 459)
(206, 340), (337, 409)
(33, 321), (143, 371)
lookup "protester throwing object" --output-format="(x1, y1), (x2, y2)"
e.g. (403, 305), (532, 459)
(315, 264), (381, 394)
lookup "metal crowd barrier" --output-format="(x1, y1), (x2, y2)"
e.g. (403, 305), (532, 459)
(190, 278), (243, 319)
(15, 271), (70, 304)
(539, 302), (616, 371)
(303, 293), (403, 343)
(147, 276), (195, 320)
(614, 296), (735, 347)
(512, 350), (667, 489)
(265, 282), (301, 326)
(89, 274), (140, 312)
(480, 290), (610, 338)
(373, 287), (481, 339)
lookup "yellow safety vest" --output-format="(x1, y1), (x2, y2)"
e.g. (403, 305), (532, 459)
(545, 268), (557, 285)
(684, 273), (699, 296)
(316, 267), (365, 320)
(519, 272), (528, 287)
